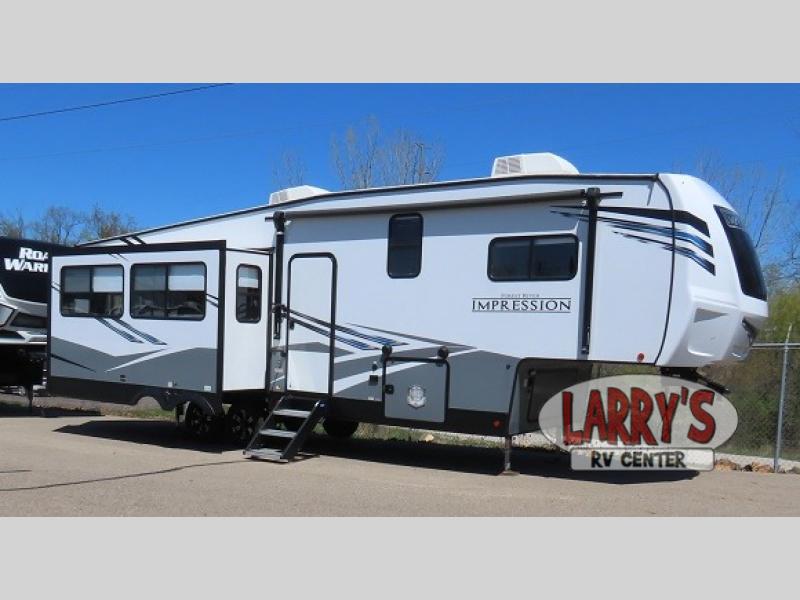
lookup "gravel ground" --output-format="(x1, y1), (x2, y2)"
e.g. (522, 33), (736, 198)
(2, 395), (799, 516)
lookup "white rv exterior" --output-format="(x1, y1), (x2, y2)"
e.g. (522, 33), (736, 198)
(48, 154), (768, 441)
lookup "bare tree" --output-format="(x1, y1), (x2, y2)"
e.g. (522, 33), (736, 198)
(330, 117), (443, 190)
(331, 116), (382, 190)
(81, 204), (137, 241)
(691, 153), (798, 285)
(380, 129), (445, 186)
(0, 210), (26, 238)
(272, 149), (307, 189)
(31, 206), (84, 245)
(694, 154), (784, 253)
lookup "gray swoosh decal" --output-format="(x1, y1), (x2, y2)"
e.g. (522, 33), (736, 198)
(51, 353), (96, 372)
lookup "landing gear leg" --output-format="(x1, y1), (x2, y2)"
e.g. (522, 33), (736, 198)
(26, 385), (34, 415)
(500, 435), (518, 476)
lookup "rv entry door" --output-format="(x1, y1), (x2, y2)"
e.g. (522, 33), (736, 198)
(285, 254), (336, 396)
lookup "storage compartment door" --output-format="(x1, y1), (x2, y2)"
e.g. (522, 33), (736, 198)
(384, 358), (448, 423)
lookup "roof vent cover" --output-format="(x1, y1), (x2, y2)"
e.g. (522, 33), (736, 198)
(269, 185), (330, 205)
(491, 152), (579, 177)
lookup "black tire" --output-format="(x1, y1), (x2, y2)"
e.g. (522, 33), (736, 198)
(184, 402), (220, 440)
(226, 403), (260, 445)
(323, 418), (359, 439)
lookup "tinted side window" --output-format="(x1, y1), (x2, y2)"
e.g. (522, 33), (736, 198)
(715, 206), (767, 300)
(488, 235), (578, 281)
(131, 265), (167, 318)
(131, 263), (206, 320)
(167, 264), (206, 320)
(61, 265), (124, 317)
(236, 265), (261, 323)
(387, 214), (423, 278)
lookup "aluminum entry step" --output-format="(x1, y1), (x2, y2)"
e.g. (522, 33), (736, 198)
(243, 393), (325, 463)
(244, 448), (288, 462)
(273, 409), (311, 419)
(260, 428), (295, 438)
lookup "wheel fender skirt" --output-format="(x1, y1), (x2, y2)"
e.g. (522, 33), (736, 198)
(180, 392), (225, 417)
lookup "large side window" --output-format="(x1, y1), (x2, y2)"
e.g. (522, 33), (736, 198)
(131, 263), (206, 320)
(387, 213), (423, 278)
(61, 265), (124, 317)
(236, 264), (262, 323)
(488, 235), (578, 281)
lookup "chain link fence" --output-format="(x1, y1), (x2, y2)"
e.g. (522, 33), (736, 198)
(704, 338), (800, 467)
(593, 336), (800, 470)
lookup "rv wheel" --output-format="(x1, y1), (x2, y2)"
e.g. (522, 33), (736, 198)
(322, 418), (359, 439)
(226, 404), (259, 445)
(184, 402), (219, 440)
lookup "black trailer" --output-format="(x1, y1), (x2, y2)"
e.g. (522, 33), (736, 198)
(0, 237), (66, 402)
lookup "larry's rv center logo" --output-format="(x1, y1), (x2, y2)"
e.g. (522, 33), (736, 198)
(2, 247), (49, 273)
(538, 374), (738, 471)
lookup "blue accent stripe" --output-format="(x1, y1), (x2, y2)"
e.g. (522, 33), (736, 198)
(112, 320), (167, 345)
(289, 316), (376, 351)
(94, 317), (143, 343)
(616, 232), (715, 274)
(553, 204), (710, 236)
(596, 216), (714, 257)
(551, 209), (714, 258)
(288, 309), (405, 347)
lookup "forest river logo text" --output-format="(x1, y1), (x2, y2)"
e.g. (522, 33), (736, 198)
(3, 248), (49, 273)
(472, 294), (571, 313)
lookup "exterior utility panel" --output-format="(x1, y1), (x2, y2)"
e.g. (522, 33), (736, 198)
(51, 161), (767, 437)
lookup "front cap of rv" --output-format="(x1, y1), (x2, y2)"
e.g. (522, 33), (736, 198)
(658, 174), (768, 367)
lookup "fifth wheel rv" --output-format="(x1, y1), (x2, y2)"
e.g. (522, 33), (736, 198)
(1, 237), (65, 391)
(47, 153), (768, 462)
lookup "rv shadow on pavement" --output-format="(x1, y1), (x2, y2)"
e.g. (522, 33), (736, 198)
(52, 419), (698, 483)
(298, 435), (698, 484)
(54, 419), (241, 454)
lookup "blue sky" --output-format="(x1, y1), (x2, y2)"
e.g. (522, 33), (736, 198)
(0, 84), (798, 231)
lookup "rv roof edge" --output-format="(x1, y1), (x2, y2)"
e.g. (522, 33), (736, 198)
(266, 188), (624, 220)
(79, 172), (659, 247)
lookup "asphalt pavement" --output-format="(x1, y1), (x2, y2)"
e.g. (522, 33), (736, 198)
(1, 400), (798, 516)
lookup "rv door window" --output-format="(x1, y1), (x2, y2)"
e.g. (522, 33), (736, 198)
(387, 213), (423, 278)
(61, 265), (124, 317)
(236, 264), (262, 323)
(131, 263), (206, 320)
(488, 235), (578, 281)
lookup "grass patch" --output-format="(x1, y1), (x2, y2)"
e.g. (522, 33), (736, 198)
(355, 423), (513, 449)
(100, 407), (175, 420)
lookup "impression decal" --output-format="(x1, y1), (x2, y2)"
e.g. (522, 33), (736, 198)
(472, 293), (571, 313)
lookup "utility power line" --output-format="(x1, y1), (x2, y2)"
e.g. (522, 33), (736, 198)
(0, 93), (528, 162)
(0, 83), (233, 124)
